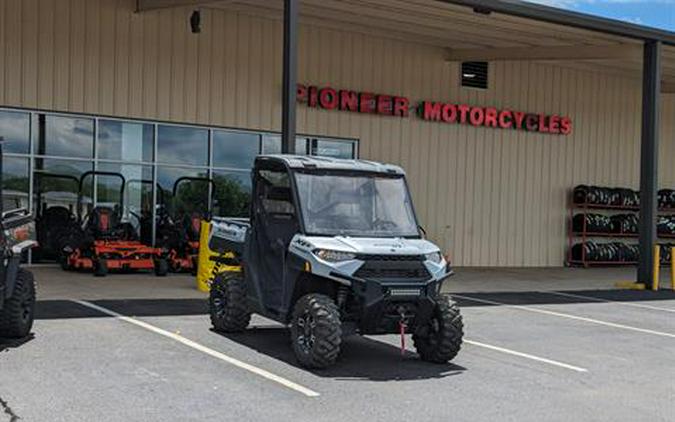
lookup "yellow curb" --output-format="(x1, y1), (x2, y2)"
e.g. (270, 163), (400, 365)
(614, 281), (647, 290)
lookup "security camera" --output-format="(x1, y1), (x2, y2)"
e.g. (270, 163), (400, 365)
(190, 10), (201, 34)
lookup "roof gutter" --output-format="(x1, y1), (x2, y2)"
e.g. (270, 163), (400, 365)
(441, 0), (675, 46)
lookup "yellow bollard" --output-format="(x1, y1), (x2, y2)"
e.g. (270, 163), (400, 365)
(652, 244), (660, 291)
(671, 247), (675, 291)
(196, 220), (217, 292)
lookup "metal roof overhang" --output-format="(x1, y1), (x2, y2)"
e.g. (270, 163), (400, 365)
(137, 0), (675, 91)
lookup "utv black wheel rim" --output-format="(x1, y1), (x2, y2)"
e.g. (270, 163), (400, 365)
(296, 312), (316, 354)
(212, 288), (227, 318)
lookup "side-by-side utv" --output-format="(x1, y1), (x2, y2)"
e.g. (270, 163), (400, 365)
(0, 139), (37, 339)
(208, 155), (463, 368)
(64, 171), (168, 277)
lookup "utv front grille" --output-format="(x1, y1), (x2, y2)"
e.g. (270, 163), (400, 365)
(356, 254), (425, 261)
(354, 257), (430, 282)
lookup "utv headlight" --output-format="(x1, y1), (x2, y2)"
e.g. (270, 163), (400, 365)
(313, 249), (356, 262)
(425, 251), (443, 264)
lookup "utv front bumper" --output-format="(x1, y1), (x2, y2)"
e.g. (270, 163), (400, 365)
(331, 271), (453, 335)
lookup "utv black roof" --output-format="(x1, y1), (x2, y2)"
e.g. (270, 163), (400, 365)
(256, 155), (405, 176)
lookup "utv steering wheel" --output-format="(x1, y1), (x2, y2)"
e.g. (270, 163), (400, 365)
(372, 219), (398, 231)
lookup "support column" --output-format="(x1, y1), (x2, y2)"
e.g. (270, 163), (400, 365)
(637, 40), (661, 288)
(281, 0), (298, 154)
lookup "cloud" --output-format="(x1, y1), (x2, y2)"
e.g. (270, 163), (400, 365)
(620, 16), (644, 23)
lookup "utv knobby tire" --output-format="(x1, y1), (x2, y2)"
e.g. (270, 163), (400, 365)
(94, 259), (108, 277)
(154, 259), (169, 277)
(413, 295), (463, 364)
(290, 294), (342, 369)
(0, 269), (36, 339)
(209, 272), (251, 333)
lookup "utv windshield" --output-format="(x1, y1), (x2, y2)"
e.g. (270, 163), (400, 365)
(294, 172), (419, 238)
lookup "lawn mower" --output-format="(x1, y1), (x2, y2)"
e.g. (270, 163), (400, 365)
(33, 173), (82, 264)
(163, 176), (215, 274)
(0, 138), (37, 339)
(63, 171), (169, 277)
(125, 178), (163, 247)
(208, 155), (463, 368)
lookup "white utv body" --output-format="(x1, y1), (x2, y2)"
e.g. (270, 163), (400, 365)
(208, 155), (463, 368)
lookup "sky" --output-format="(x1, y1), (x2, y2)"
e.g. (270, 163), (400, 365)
(527, 0), (675, 31)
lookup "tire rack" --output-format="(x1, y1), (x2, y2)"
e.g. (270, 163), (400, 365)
(566, 200), (675, 267)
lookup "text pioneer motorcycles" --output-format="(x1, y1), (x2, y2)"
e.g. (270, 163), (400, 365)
(297, 84), (572, 135)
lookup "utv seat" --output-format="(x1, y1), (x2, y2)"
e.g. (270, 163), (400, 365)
(183, 212), (203, 242)
(262, 186), (299, 249)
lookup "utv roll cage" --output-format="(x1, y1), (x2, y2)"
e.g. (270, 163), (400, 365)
(252, 155), (423, 239)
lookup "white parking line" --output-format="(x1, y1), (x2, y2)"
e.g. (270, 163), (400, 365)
(464, 339), (588, 373)
(544, 290), (675, 314)
(453, 294), (675, 339)
(72, 300), (320, 398)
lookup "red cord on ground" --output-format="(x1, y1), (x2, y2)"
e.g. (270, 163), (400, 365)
(399, 320), (407, 356)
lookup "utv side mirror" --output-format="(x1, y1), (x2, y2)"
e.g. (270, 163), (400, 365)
(418, 225), (427, 238)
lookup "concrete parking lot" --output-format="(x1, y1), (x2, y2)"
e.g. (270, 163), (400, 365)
(2, 266), (675, 421)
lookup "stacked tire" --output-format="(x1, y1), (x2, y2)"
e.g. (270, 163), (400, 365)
(659, 243), (675, 264)
(570, 241), (639, 263)
(657, 216), (675, 236)
(658, 189), (675, 209)
(572, 213), (611, 233)
(572, 213), (638, 235)
(573, 185), (639, 207)
(610, 214), (639, 234)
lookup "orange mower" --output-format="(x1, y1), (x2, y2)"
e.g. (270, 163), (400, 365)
(63, 171), (169, 277)
(158, 176), (215, 274)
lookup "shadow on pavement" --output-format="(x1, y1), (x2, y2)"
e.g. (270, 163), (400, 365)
(35, 289), (675, 320)
(0, 333), (35, 353)
(215, 326), (466, 381)
(36, 299), (207, 319)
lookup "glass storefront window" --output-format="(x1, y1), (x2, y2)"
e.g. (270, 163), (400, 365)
(0, 110), (30, 154)
(158, 166), (211, 218)
(311, 139), (355, 159)
(97, 163), (153, 214)
(262, 134), (281, 154)
(262, 135), (308, 155)
(98, 120), (154, 162)
(212, 171), (252, 218)
(34, 158), (93, 222)
(43, 115), (94, 158)
(157, 125), (208, 166)
(212, 130), (259, 169)
(296, 137), (309, 155)
(2, 157), (30, 210)
(0, 107), (357, 258)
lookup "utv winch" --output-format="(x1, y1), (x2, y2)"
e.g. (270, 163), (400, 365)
(208, 155), (463, 368)
(0, 138), (37, 339)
